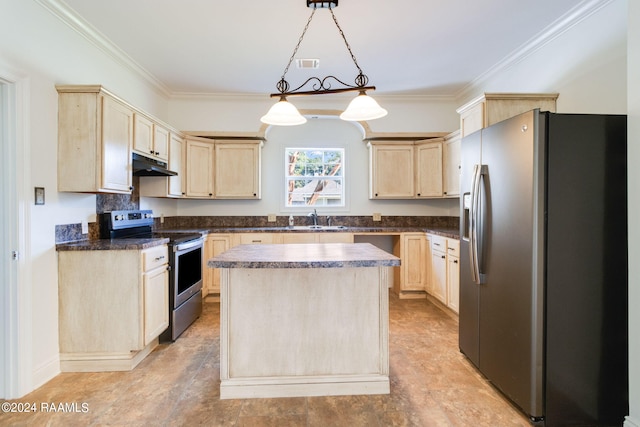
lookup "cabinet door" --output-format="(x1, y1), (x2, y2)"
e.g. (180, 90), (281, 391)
(214, 142), (260, 199)
(153, 125), (170, 161)
(143, 265), (169, 346)
(168, 133), (185, 197)
(415, 141), (443, 198)
(402, 233), (426, 291)
(186, 138), (214, 198)
(443, 133), (461, 197)
(430, 250), (447, 304)
(204, 234), (230, 295)
(370, 144), (414, 198)
(101, 96), (133, 193)
(447, 255), (460, 313)
(133, 114), (154, 156)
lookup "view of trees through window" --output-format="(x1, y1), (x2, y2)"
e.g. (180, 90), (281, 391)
(285, 148), (344, 207)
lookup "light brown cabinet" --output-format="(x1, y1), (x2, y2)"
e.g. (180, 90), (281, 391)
(369, 143), (415, 198)
(427, 234), (460, 313)
(369, 139), (447, 199)
(214, 141), (261, 199)
(392, 233), (428, 298)
(57, 86), (134, 194)
(415, 140), (443, 198)
(57, 245), (169, 371)
(185, 137), (215, 198)
(203, 234), (231, 298)
(456, 93), (558, 137)
(133, 113), (170, 161)
(443, 130), (461, 197)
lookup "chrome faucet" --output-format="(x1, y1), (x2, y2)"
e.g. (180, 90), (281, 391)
(308, 209), (318, 226)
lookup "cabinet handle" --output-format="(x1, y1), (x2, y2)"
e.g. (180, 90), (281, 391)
(441, 255), (445, 259)
(209, 193), (213, 196)
(433, 242), (441, 247)
(150, 150), (154, 154)
(155, 255), (165, 261)
(375, 193), (378, 197)
(453, 260), (458, 264)
(155, 151), (159, 155)
(417, 193), (421, 196)
(166, 265), (172, 271)
(253, 193), (257, 197)
(252, 240), (262, 243)
(129, 186), (134, 191)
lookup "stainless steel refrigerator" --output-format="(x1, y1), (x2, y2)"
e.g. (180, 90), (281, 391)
(459, 109), (628, 426)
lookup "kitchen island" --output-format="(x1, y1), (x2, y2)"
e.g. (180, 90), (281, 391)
(208, 242), (400, 399)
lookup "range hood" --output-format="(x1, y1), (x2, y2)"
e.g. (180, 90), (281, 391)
(132, 153), (178, 177)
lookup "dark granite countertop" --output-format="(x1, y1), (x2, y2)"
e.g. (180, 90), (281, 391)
(156, 226), (460, 239)
(56, 237), (169, 251)
(208, 243), (401, 269)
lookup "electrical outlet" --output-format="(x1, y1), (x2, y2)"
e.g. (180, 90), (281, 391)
(160, 214), (165, 224)
(267, 213), (277, 222)
(373, 213), (382, 221)
(81, 220), (88, 234)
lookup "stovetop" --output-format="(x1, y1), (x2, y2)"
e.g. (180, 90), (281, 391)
(100, 210), (202, 244)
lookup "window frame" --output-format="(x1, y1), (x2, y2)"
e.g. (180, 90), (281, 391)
(283, 146), (347, 212)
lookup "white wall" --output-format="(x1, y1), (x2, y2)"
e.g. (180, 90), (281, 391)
(0, 0), (171, 393)
(459, 0), (627, 114)
(626, 0), (639, 424)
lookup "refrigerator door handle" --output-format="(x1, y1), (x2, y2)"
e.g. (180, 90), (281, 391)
(469, 164), (481, 284)
(470, 164), (487, 284)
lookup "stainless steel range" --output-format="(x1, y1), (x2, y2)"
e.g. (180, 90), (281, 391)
(100, 210), (203, 342)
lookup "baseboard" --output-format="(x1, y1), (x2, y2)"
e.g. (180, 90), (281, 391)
(32, 354), (60, 391)
(625, 415), (640, 427)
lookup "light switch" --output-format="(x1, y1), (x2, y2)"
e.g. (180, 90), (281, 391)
(34, 187), (45, 205)
(81, 220), (88, 234)
(267, 214), (277, 222)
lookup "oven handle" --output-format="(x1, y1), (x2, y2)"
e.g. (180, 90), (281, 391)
(174, 238), (203, 252)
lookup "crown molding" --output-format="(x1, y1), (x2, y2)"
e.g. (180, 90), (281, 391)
(456, 0), (616, 102)
(34, 0), (172, 97)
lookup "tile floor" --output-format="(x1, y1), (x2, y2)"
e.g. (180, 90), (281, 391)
(1, 293), (530, 426)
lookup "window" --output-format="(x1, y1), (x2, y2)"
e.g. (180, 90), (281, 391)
(285, 148), (344, 207)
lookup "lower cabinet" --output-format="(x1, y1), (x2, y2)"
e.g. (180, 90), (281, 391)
(427, 234), (460, 313)
(393, 233), (428, 299)
(57, 245), (169, 371)
(203, 234), (231, 299)
(430, 241), (447, 304)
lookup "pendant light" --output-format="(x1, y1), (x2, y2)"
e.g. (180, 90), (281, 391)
(260, 0), (387, 126)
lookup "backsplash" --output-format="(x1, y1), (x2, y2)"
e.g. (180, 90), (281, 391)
(56, 178), (140, 244)
(157, 215), (459, 230)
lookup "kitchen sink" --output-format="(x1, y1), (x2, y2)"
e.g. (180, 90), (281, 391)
(291, 225), (348, 230)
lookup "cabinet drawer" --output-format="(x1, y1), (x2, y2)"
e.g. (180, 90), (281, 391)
(142, 246), (168, 272)
(239, 233), (277, 245)
(447, 239), (460, 257)
(430, 235), (447, 252)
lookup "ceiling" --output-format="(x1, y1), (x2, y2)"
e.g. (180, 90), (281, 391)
(59, 0), (594, 98)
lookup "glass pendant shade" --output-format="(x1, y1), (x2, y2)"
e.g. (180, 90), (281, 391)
(260, 97), (307, 126)
(339, 92), (388, 121)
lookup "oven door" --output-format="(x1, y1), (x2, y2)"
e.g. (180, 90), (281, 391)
(172, 238), (203, 308)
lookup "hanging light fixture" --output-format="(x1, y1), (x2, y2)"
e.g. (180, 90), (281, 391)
(260, 0), (387, 126)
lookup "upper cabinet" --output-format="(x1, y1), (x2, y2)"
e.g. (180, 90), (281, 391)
(185, 136), (215, 199)
(139, 131), (185, 198)
(415, 140), (443, 198)
(133, 113), (169, 162)
(57, 86), (134, 194)
(369, 143), (415, 198)
(368, 138), (453, 199)
(215, 140), (262, 199)
(456, 93), (558, 138)
(442, 130), (461, 198)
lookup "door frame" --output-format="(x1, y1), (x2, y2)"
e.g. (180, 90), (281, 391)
(1, 67), (32, 399)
